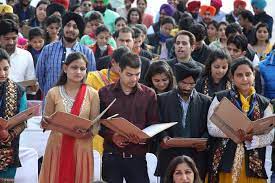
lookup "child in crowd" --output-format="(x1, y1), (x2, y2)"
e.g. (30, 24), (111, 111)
(132, 27), (152, 60)
(80, 11), (116, 48)
(127, 7), (142, 27)
(90, 25), (114, 65)
(27, 27), (45, 67)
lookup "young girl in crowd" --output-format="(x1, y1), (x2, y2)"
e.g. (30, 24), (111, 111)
(164, 155), (202, 183)
(44, 15), (61, 45)
(29, 0), (49, 28)
(0, 48), (27, 182)
(207, 57), (274, 183)
(114, 17), (128, 32)
(127, 7), (142, 27)
(209, 21), (228, 50)
(145, 60), (174, 94)
(39, 52), (100, 183)
(80, 11), (116, 48)
(205, 20), (218, 45)
(90, 25), (114, 64)
(196, 48), (231, 97)
(251, 23), (273, 61)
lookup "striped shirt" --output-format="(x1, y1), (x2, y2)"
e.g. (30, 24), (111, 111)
(36, 39), (96, 96)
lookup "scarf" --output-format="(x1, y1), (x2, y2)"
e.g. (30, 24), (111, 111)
(159, 32), (170, 43)
(58, 84), (87, 183)
(232, 86), (256, 183)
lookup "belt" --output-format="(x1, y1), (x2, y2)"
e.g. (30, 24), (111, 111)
(105, 152), (145, 159)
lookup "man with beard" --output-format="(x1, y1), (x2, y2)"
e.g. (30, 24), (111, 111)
(36, 12), (96, 97)
(91, 0), (119, 33)
(13, 0), (35, 22)
(0, 19), (36, 83)
(186, 0), (201, 23)
(155, 61), (211, 182)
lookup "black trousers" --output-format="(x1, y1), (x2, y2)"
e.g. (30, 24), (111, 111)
(102, 152), (150, 183)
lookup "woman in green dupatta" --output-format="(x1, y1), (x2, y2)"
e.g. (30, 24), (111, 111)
(0, 48), (27, 182)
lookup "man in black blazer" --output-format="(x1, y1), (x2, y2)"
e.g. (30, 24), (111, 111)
(155, 61), (211, 182)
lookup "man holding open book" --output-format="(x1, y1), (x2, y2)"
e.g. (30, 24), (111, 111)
(98, 52), (159, 183)
(156, 61), (211, 182)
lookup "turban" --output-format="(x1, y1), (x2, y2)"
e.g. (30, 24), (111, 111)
(174, 62), (202, 82)
(210, 0), (222, 9)
(159, 4), (176, 17)
(91, 0), (109, 5)
(187, 1), (201, 12)
(52, 0), (69, 10)
(200, 5), (216, 16)
(46, 3), (66, 17)
(62, 12), (85, 36)
(251, 0), (267, 10)
(0, 4), (13, 14)
(234, 0), (247, 8)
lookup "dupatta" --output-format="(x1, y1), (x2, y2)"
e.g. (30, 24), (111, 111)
(58, 84), (87, 183)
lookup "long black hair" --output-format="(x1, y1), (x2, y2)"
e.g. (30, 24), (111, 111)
(55, 52), (88, 86)
(203, 48), (231, 80)
(145, 60), (174, 93)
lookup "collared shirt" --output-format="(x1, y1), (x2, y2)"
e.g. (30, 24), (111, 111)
(36, 39), (96, 96)
(10, 47), (36, 82)
(99, 81), (159, 154)
(177, 90), (193, 128)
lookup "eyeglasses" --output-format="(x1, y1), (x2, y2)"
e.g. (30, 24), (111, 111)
(83, 3), (92, 7)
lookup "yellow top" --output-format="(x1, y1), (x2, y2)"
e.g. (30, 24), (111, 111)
(85, 69), (119, 91)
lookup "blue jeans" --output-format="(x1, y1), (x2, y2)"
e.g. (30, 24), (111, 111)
(271, 172), (275, 183)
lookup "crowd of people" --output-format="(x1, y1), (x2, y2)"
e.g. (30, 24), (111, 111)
(0, 0), (274, 182)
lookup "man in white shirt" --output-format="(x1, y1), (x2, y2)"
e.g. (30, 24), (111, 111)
(0, 19), (36, 82)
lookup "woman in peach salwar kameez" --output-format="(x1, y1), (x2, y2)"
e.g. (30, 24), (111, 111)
(39, 52), (100, 183)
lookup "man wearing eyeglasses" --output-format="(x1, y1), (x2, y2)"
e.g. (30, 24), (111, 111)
(155, 61), (211, 182)
(81, 0), (93, 16)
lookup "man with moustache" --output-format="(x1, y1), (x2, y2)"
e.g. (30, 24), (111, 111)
(0, 19), (36, 83)
(155, 61), (211, 182)
(36, 12), (96, 96)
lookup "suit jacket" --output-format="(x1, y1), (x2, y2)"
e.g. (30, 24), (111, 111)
(155, 89), (211, 178)
(97, 55), (150, 84)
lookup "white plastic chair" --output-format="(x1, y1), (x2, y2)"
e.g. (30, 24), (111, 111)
(15, 147), (38, 183)
(93, 150), (101, 181)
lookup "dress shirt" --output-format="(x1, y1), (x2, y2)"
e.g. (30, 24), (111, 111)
(99, 81), (159, 155)
(36, 39), (96, 96)
(10, 47), (36, 82)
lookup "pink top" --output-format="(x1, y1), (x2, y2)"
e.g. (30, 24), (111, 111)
(142, 13), (154, 28)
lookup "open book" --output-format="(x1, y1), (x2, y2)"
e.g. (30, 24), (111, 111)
(100, 117), (177, 139)
(0, 104), (40, 129)
(166, 138), (208, 148)
(210, 97), (275, 143)
(43, 98), (116, 138)
(17, 80), (37, 88)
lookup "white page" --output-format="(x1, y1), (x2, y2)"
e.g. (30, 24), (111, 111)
(142, 122), (177, 137)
